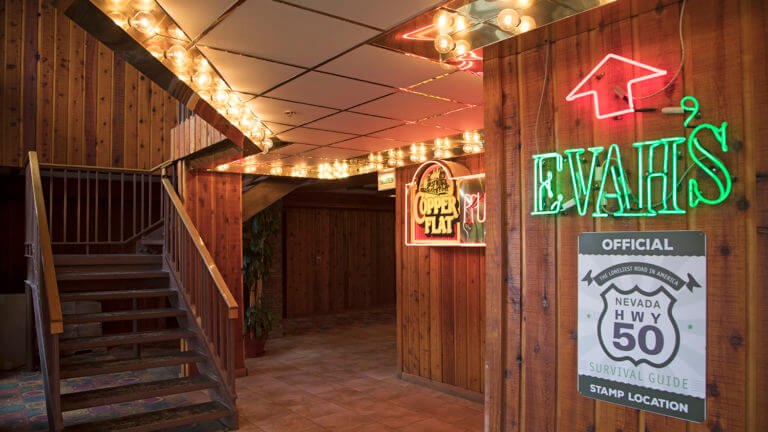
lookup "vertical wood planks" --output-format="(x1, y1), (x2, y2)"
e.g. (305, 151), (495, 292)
(518, 41), (557, 432)
(0, 0), (177, 169)
(686, 1), (747, 431)
(552, 30), (596, 432)
(395, 154), (486, 395)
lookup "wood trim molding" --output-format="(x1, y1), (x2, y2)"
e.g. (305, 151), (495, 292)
(398, 372), (484, 404)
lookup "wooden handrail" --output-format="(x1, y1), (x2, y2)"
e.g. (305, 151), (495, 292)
(161, 177), (239, 319)
(39, 159), (173, 174)
(28, 152), (63, 334)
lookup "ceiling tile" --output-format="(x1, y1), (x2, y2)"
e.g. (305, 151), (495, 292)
(421, 106), (484, 131)
(265, 72), (394, 109)
(157, 0), (235, 40)
(332, 136), (407, 153)
(304, 112), (402, 135)
(198, 0), (378, 67)
(272, 143), (319, 155)
(199, 47), (304, 95)
(352, 91), (467, 122)
(371, 124), (455, 142)
(280, 0), (443, 30)
(277, 127), (355, 145)
(411, 71), (483, 105)
(319, 45), (448, 88)
(247, 97), (338, 126)
(264, 122), (293, 135)
(303, 147), (368, 160)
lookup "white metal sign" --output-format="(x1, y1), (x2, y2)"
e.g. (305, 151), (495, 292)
(578, 231), (706, 422)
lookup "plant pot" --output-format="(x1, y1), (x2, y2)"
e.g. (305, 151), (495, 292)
(245, 332), (267, 358)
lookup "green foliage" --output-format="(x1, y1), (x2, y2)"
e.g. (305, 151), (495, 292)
(243, 206), (279, 288)
(245, 299), (273, 338)
(243, 206), (279, 336)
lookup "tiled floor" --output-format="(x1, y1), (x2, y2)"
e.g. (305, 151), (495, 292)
(235, 307), (484, 432)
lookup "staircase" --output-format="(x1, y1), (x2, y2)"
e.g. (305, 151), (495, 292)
(24, 152), (239, 431)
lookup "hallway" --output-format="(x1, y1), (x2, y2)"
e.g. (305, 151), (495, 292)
(236, 308), (483, 432)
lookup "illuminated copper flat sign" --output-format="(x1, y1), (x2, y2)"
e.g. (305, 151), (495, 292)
(406, 160), (485, 247)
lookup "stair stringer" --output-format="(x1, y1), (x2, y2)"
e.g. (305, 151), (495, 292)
(164, 259), (238, 430)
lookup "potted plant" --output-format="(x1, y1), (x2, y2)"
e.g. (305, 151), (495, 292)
(243, 206), (278, 357)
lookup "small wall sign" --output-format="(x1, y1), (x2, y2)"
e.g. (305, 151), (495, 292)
(578, 231), (706, 422)
(405, 160), (485, 247)
(378, 169), (396, 191)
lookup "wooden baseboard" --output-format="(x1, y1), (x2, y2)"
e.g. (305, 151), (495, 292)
(398, 372), (484, 403)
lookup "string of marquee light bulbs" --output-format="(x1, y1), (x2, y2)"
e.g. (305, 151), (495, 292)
(98, 0), (487, 179)
(98, 0), (274, 154)
(432, 4), (537, 57)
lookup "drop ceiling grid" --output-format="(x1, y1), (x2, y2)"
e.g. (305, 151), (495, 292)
(163, 0), (481, 162)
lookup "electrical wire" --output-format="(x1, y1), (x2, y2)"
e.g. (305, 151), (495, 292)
(633, 0), (687, 100)
(533, 40), (551, 156)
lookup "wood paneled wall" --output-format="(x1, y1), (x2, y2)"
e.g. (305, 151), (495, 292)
(170, 115), (225, 160)
(182, 167), (244, 371)
(283, 194), (395, 318)
(0, 0), (177, 169)
(483, 0), (767, 430)
(395, 154), (486, 395)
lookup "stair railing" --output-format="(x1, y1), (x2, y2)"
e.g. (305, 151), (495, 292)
(37, 162), (169, 253)
(24, 151), (64, 431)
(160, 175), (239, 396)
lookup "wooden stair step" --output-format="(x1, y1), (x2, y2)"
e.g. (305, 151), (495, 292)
(60, 329), (195, 351)
(61, 375), (218, 411)
(57, 269), (168, 281)
(60, 351), (205, 379)
(63, 308), (184, 324)
(62, 401), (230, 432)
(61, 289), (176, 302)
(55, 254), (162, 266)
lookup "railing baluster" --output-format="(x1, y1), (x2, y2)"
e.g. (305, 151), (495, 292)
(141, 174), (145, 233)
(133, 173), (137, 238)
(107, 172), (112, 243)
(62, 169), (67, 243)
(94, 170), (99, 244)
(48, 168), (53, 239)
(76, 171), (81, 243)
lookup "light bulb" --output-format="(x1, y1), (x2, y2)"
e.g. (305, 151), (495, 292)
(129, 11), (157, 34)
(434, 34), (455, 54)
(212, 89), (230, 106)
(454, 40), (471, 56)
(463, 143), (474, 153)
(463, 131), (472, 141)
(217, 164), (229, 171)
(453, 15), (469, 32)
(131, 0), (154, 11)
(108, 11), (127, 29)
(250, 128), (266, 142)
(194, 56), (209, 69)
(165, 45), (188, 66)
(262, 138), (273, 149)
(146, 44), (163, 59)
(192, 70), (212, 89)
(497, 9), (521, 31)
(519, 16), (536, 33)
(239, 115), (256, 130)
(226, 105), (243, 121)
(433, 11), (454, 34)
(168, 26), (186, 40)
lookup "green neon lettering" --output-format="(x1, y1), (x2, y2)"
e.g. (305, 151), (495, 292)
(564, 147), (604, 216)
(593, 144), (631, 217)
(653, 137), (686, 215)
(531, 152), (564, 215)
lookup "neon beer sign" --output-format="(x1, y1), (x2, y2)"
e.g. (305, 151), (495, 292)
(532, 97), (732, 217)
(406, 160), (485, 246)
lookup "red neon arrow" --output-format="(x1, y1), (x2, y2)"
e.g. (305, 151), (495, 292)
(566, 54), (667, 119)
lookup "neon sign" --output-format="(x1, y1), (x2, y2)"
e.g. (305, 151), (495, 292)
(532, 97), (731, 217)
(406, 160), (485, 246)
(566, 54), (667, 120)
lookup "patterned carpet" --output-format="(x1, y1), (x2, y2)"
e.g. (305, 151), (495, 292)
(0, 349), (199, 432)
